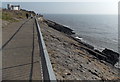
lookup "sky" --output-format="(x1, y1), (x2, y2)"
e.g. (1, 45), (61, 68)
(1, 0), (120, 14)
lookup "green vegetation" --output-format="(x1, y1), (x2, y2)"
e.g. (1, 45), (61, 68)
(2, 10), (25, 22)
(0, 13), (1, 19)
(2, 9), (36, 22)
(2, 12), (18, 22)
(0, 11), (2, 19)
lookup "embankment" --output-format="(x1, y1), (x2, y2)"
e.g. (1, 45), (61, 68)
(38, 17), (120, 80)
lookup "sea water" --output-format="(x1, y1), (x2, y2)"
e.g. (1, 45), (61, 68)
(44, 14), (120, 68)
(44, 14), (118, 52)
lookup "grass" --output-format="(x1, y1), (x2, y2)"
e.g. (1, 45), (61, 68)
(2, 10), (23, 22)
(2, 9), (34, 22)
(2, 12), (16, 22)
(0, 11), (2, 19)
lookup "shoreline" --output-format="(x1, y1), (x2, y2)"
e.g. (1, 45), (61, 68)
(45, 19), (118, 52)
(44, 14), (118, 53)
(73, 35), (117, 52)
(39, 17), (120, 80)
(42, 17), (120, 68)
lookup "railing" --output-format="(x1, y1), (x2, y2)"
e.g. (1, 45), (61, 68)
(35, 17), (56, 82)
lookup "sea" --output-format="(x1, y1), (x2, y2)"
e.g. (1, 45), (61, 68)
(44, 14), (120, 67)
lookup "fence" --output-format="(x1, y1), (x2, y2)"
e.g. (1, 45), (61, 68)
(35, 17), (56, 82)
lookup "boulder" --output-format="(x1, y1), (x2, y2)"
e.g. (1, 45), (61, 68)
(102, 48), (119, 65)
(45, 20), (75, 35)
(84, 48), (119, 66)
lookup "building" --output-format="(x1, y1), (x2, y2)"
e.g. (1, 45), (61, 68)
(7, 4), (20, 10)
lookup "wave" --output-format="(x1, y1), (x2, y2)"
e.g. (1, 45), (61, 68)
(74, 35), (106, 52)
(112, 39), (118, 43)
(62, 24), (70, 28)
(75, 36), (83, 41)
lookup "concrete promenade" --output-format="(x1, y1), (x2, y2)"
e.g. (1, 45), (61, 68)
(2, 18), (42, 80)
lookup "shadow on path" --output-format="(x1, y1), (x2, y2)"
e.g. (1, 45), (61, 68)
(2, 61), (39, 70)
(29, 20), (35, 81)
(1, 19), (31, 49)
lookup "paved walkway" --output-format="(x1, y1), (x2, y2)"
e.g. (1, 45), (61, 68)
(2, 18), (42, 80)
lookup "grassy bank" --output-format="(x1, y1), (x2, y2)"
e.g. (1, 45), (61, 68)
(2, 9), (35, 27)
(2, 9), (35, 22)
(0, 9), (2, 19)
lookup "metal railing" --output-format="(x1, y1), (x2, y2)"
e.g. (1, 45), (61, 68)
(35, 17), (56, 81)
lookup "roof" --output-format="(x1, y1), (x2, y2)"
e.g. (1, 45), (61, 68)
(11, 5), (20, 7)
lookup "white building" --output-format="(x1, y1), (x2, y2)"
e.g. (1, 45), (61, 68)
(7, 4), (20, 10)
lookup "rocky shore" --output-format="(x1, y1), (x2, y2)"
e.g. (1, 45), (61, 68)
(45, 19), (75, 35)
(44, 18), (119, 66)
(38, 17), (120, 80)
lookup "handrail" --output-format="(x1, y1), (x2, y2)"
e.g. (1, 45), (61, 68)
(35, 17), (56, 81)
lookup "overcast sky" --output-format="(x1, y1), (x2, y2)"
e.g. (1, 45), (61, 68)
(2, 0), (119, 14)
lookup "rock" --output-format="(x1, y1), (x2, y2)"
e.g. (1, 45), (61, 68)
(2, 20), (10, 27)
(62, 75), (65, 78)
(65, 72), (71, 75)
(88, 69), (99, 77)
(71, 35), (119, 66)
(45, 20), (75, 35)
(70, 36), (94, 49)
(102, 48), (119, 65)
(80, 42), (94, 50)
(67, 73), (71, 75)
(84, 48), (107, 60)
(83, 47), (119, 66)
